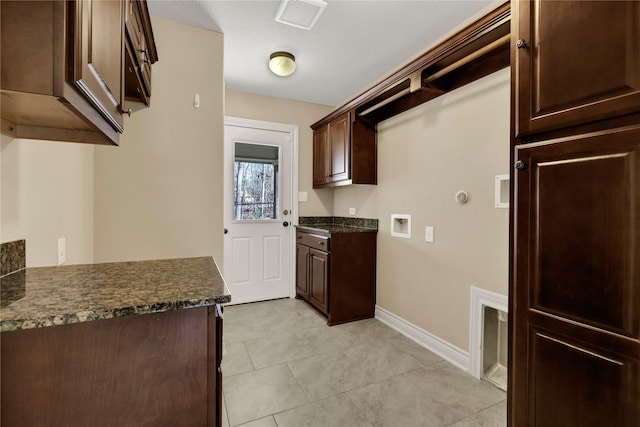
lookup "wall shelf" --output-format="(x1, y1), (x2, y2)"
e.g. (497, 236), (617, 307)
(311, 1), (511, 129)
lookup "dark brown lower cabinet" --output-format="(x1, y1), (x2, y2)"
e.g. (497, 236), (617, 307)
(510, 125), (640, 426)
(296, 236), (329, 315)
(296, 243), (311, 301)
(296, 229), (376, 325)
(1, 305), (223, 427)
(309, 247), (329, 313)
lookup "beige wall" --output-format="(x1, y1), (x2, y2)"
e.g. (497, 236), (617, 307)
(334, 68), (511, 351)
(93, 18), (224, 264)
(224, 89), (334, 217)
(1, 135), (95, 267)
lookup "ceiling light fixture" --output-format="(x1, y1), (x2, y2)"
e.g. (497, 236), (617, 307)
(269, 51), (296, 77)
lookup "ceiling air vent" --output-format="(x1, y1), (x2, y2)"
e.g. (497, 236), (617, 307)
(275, 0), (327, 30)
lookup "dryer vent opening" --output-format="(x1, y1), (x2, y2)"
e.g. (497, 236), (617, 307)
(482, 306), (508, 391)
(469, 286), (508, 391)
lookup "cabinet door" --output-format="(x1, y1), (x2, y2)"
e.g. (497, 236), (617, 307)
(328, 112), (350, 183)
(309, 248), (329, 315)
(511, 126), (640, 426)
(313, 125), (329, 187)
(514, 0), (640, 136)
(70, 0), (124, 133)
(296, 243), (310, 300)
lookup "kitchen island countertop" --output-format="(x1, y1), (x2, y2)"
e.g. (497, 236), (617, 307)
(0, 256), (230, 332)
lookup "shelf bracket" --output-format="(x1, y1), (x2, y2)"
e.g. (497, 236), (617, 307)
(409, 70), (423, 93)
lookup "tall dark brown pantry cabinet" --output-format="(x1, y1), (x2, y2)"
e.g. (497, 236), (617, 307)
(509, 1), (640, 426)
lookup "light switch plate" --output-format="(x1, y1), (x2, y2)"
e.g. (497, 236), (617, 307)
(425, 226), (434, 243)
(298, 191), (308, 202)
(349, 207), (356, 215)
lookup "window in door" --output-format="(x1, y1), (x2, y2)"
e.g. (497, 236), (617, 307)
(233, 142), (280, 221)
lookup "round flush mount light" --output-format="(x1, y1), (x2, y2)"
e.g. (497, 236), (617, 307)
(269, 51), (296, 77)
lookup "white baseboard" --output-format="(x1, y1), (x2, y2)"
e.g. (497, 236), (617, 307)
(375, 305), (469, 372)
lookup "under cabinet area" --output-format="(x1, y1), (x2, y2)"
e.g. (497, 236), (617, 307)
(311, 111), (377, 188)
(296, 228), (376, 325)
(0, 0), (158, 146)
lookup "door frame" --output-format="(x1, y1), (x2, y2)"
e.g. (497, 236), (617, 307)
(223, 116), (299, 300)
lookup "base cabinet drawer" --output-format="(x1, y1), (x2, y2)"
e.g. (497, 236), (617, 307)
(296, 232), (330, 251)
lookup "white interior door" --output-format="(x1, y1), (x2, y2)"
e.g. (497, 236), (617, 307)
(223, 118), (297, 305)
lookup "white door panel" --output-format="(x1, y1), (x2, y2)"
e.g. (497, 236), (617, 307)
(223, 118), (297, 305)
(263, 235), (281, 280)
(231, 237), (250, 283)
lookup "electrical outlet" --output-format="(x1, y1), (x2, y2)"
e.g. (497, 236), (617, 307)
(349, 207), (356, 215)
(57, 238), (66, 266)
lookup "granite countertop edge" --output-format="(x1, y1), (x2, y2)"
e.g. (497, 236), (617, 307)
(0, 256), (231, 333)
(296, 216), (379, 234)
(0, 295), (231, 333)
(295, 224), (378, 234)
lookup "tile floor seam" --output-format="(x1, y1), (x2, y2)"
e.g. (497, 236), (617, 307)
(222, 392), (229, 427)
(241, 340), (258, 372)
(443, 399), (507, 427)
(285, 360), (313, 403)
(343, 390), (375, 424)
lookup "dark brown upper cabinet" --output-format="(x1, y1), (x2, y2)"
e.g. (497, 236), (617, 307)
(0, 0), (157, 146)
(312, 111), (376, 188)
(124, 0), (158, 106)
(312, 124), (330, 186)
(71, 0), (126, 136)
(514, 0), (640, 137)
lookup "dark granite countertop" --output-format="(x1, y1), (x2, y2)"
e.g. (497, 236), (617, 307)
(0, 257), (230, 332)
(296, 224), (377, 234)
(297, 216), (378, 234)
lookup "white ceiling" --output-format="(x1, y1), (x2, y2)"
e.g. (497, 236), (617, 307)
(147, 0), (496, 107)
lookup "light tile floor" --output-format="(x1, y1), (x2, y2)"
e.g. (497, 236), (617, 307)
(221, 298), (506, 427)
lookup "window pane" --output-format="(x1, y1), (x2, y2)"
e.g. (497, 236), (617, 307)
(233, 142), (279, 221)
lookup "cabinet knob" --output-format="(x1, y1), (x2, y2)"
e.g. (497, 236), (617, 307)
(516, 39), (528, 49)
(283, 221), (289, 227)
(515, 160), (526, 170)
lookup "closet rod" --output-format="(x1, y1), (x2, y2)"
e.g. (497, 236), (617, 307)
(423, 34), (510, 84)
(358, 33), (510, 117)
(358, 88), (411, 116)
